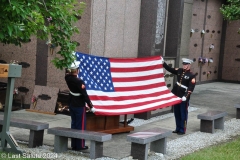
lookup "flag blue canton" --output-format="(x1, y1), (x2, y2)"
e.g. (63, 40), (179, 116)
(76, 52), (115, 91)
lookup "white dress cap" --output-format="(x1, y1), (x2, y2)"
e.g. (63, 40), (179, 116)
(182, 58), (193, 64)
(69, 61), (80, 69)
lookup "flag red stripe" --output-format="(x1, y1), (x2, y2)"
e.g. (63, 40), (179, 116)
(94, 100), (181, 115)
(111, 64), (163, 72)
(114, 82), (166, 91)
(89, 90), (170, 101)
(112, 73), (164, 82)
(109, 56), (161, 62)
(94, 95), (177, 109)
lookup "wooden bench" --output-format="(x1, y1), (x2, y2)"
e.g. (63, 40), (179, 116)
(0, 115), (49, 148)
(197, 110), (227, 133)
(234, 104), (240, 119)
(126, 127), (172, 160)
(47, 127), (112, 159)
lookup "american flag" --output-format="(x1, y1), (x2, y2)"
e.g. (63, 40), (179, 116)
(75, 52), (181, 116)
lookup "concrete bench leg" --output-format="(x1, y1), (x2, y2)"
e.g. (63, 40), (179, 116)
(237, 108), (240, 119)
(214, 117), (224, 130)
(150, 138), (167, 154)
(90, 140), (104, 159)
(54, 136), (68, 153)
(130, 143), (149, 160)
(29, 130), (44, 148)
(200, 120), (214, 133)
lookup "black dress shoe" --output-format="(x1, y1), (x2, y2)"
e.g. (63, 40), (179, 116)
(172, 130), (179, 133)
(73, 146), (89, 151)
(79, 146), (89, 150)
(177, 132), (185, 135)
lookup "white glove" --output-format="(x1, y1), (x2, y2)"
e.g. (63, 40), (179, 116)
(161, 56), (164, 62)
(181, 96), (186, 101)
(91, 107), (96, 113)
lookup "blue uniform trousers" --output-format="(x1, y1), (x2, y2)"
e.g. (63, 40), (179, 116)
(69, 105), (86, 150)
(173, 101), (188, 133)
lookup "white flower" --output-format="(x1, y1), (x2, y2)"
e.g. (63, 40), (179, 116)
(191, 29), (195, 33)
(209, 44), (214, 49)
(201, 30), (205, 34)
(209, 58), (213, 63)
(46, 40), (51, 45)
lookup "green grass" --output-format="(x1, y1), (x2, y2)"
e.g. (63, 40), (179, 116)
(181, 136), (240, 160)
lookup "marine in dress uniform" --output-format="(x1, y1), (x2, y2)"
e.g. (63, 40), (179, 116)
(65, 62), (96, 150)
(163, 58), (196, 135)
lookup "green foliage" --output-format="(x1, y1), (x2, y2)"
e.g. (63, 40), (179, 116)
(0, 0), (86, 69)
(220, 0), (240, 21)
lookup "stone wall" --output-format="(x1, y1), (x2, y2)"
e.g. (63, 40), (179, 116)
(90, 0), (141, 58)
(188, 0), (223, 83)
(0, 0), (141, 107)
(222, 20), (240, 82)
(0, 37), (37, 107)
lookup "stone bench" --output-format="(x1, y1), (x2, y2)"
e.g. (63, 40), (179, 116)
(0, 115), (49, 148)
(197, 110), (227, 133)
(47, 127), (112, 159)
(234, 104), (240, 119)
(126, 127), (172, 160)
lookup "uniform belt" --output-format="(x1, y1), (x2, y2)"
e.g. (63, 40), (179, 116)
(176, 82), (188, 90)
(70, 91), (81, 96)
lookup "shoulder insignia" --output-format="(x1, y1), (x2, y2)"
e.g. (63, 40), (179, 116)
(175, 68), (179, 70)
(82, 84), (85, 89)
(191, 78), (196, 84)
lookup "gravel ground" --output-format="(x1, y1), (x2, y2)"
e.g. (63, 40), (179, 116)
(14, 108), (240, 160)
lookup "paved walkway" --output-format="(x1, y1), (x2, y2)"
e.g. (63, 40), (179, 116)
(2, 82), (240, 159)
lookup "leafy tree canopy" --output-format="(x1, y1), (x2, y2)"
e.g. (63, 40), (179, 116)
(0, 0), (85, 69)
(220, 0), (240, 21)
(220, 0), (240, 33)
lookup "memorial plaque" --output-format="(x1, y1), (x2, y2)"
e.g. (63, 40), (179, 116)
(26, 85), (59, 115)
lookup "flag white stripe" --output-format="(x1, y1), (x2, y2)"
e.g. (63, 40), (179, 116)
(111, 68), (163, 77)
(91, 93), (174, 106)
(113, 77), (165, 87)
(111, 59), (162, 68)
(87, 86), (168, 97)
(95, 98), (180, 113)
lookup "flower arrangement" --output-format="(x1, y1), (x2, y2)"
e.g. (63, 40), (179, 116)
(204, 58), (208, 63)
(190, 29), (195, 37)
(209, 44), (214, 51)
(10, 60), (19, 64)
(13, 88), (18, 99)
(207, 71), (212, 78)
(208, 58), (213, 63)
(201, 30), (205, 37)
(57, 102), (69, 112)
(198, 57), (210, 66)
(31, 95), (38, 109)
(46, 39), (56, 54)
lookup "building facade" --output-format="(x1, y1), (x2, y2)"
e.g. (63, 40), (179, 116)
(0, 0), (239, 110)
